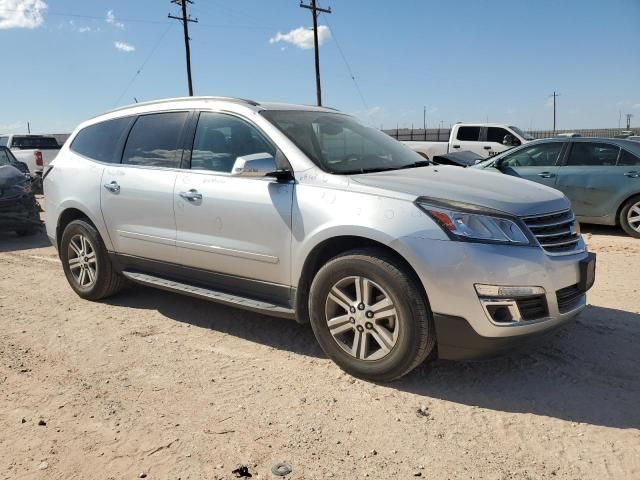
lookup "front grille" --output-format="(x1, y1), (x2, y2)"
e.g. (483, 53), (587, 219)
(556, 284), (583, 312)
(516, 295), (548, 320)
(521, 209), (581, 254)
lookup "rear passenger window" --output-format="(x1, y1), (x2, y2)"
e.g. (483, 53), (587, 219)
(0, 137), (7, 147)
(618, 149), (640, 166)
(456, 126), (480, 141)
(566, 142), (620, 166)
(190, 112), (275, 173)
(70, 117), (132, 163)
(122, 112), (188, 168)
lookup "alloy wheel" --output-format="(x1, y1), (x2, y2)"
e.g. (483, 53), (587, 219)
(67, 233), (97, 288)
(324, 276), (399, 361)
(627, 201), (640, 233)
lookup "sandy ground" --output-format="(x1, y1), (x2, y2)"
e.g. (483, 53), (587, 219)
(1, 218), (639, 479)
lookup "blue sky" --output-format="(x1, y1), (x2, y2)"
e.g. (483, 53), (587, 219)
(0, 0), (639, 133)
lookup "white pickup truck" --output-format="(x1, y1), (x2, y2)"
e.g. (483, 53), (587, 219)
(0, 134), (61, 175)
(403, 123), (533, 161)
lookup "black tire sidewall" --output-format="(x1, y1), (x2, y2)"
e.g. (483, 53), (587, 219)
(620, 196), (640, 239)
(309, 252), (432, 381)
(60, 220), (109, 299)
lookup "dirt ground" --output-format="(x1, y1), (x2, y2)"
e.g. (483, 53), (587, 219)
(1, 218), (639, 479)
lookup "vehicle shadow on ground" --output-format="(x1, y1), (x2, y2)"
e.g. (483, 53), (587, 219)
(581, 223), (627, 237)
(109, 286), (639, 429)
(396, 305), (640, 430)
(106, 285), (325, 359)
(0, 229), (50, 252)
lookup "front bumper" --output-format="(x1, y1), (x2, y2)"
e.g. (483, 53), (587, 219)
(393, 236), (593, 358)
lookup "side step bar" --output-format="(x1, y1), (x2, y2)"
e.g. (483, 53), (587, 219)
(122, 271), (296, 319)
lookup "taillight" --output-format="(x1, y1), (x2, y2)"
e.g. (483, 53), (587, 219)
(34, 150), (43, 166)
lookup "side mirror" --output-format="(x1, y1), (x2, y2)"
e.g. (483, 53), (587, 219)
(231, 153), (278, 178)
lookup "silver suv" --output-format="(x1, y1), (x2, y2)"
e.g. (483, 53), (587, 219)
(44, 97), (596, 381)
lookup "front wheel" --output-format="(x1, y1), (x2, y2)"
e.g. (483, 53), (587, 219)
(619, 195), (640, 238)
(308, 248), (436, 382)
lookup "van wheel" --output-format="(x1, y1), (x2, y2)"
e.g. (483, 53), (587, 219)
(620, 196), (640, 238)
(308, 248), (435, 382)
(60, 219), (125, 300)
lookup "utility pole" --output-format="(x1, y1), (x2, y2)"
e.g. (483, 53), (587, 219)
(300, 0), (331, 106)
(423, 106), (426, 130)
(549, 91), (560, 133)
(169, 0), (198, 96)
(625, 113), (633, 130)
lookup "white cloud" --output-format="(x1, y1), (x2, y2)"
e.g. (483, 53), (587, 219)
(106, 9), (124, 29)
(114, 41), (135, 52)
(0, 0), (47, 29)
(77, 26), (91, 33)
(269, 25), (330, 50)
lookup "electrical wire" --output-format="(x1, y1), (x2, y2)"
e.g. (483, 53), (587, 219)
(318, 12), (371, 123)
(113, 24), (174, 107)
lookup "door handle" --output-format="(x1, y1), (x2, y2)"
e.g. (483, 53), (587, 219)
(179, 189), (203, 201)
(452, 145), (461, 149)
(103, 181), (120, 193)
(538, 172), (555, 178)
(483, 146), (491, 150)
(624, 171), (640, 178)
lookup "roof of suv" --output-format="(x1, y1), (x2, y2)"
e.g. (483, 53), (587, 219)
(103, 96), (341, 118)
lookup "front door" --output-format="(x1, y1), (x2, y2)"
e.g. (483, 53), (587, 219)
(100, 111), (189, 263)
(483, 126), (520, 158)
(174, 111), (293, 290)
(496, 141), (565, 188)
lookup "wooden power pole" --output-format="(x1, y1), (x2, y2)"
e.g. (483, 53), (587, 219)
(169, 0), (198, 96)
(300, 0), (331, 106)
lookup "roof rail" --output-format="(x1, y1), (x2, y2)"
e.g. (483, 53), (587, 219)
(103, 96), (260, 116)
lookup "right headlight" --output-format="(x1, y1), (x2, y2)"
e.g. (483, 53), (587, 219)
(416, 197), (532, 245)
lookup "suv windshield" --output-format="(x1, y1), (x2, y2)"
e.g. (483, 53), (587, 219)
(261, 110), (426, 174)
(11, 136), (60, 149)
(508, 126), (534, 141)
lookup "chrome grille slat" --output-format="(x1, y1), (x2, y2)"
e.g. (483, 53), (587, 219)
(521, 209), (583, 255)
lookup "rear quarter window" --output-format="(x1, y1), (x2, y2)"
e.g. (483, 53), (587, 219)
(71, 117), (133, 163)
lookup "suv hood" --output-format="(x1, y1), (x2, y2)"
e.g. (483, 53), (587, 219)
(350, 166), (569, 217)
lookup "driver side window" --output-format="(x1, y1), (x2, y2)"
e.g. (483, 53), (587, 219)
(501, 143), (563, 167)
(191, 112), (276, 173)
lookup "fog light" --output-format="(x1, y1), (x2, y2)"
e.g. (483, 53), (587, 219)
(475, 284), (545, 298)
(480, 299), (520, 324)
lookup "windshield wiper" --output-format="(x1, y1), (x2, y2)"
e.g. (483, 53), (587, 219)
(335, 161), (433, 175)
(395, 160), (433, 170)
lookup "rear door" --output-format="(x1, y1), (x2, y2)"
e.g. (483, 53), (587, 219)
(496, 141), (565, 188)
(483, 127), (521, 157)
(174, 111), (293, 290)
(450, 126), (483, 155)
(100, 111), (189, 263)
(555, 141), (634, 218)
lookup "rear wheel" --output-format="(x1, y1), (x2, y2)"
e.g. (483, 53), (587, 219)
(60, 219), (125, 300)
(308, 248), (435, 382)
(619, 196), (640, 239)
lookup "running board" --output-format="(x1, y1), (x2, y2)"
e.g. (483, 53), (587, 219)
(122, 271), (296, 319)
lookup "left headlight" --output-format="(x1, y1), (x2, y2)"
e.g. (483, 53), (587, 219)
(416, 198), (532, 245)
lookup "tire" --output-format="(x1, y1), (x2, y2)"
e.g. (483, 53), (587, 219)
(619, 195), (640, 239)
(59, 219), (125, 300)
(308, 247), (436, 382)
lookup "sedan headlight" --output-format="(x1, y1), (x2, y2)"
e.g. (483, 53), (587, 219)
(416, 197), (532, 245)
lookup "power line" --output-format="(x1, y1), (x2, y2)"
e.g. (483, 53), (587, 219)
(319, 12), (369, 117)
(169, 0), (198, 97)
(113, 24), (174, 107)
(300, 0), (331, 106)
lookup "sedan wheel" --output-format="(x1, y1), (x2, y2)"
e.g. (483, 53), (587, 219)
(626, 201), (640, 233)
